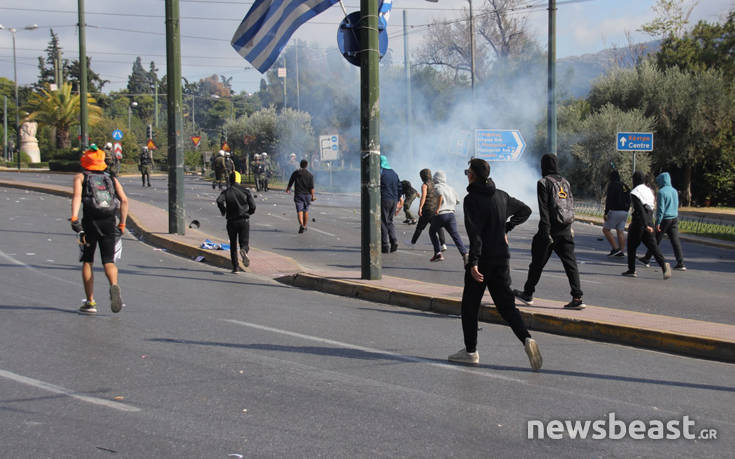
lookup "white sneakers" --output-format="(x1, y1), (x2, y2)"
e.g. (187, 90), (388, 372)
(448, 349), (479, 365)
(524, 338), (543, 371)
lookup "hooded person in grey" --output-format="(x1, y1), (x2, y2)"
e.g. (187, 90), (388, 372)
(428, 170), (467, 263)
(410, 168), (446, 248)
(513, 154), (586, 310)
(640, 172), (685, 270)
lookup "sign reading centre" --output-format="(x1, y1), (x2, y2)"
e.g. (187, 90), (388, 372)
(617, 132), (653, 151)
(474, 129), (526, 161)
(319, 135), (339, 161)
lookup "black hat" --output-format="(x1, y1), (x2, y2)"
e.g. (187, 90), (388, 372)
(467, 158), (490, 180)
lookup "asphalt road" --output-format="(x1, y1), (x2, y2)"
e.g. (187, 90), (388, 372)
(1, 187), (734, 457)
(3, 171), (733, 326)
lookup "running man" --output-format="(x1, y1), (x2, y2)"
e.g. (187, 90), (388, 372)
(286, 159), (315, 233)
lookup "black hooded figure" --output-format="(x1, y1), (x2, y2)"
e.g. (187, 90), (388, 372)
(623, 171), (671, 279)
(513, 154), (586, 310)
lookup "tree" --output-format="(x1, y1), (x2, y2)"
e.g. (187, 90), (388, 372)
(639, 0), (699, 39)
(27, 83), (103, 149)
(35, 29), (63, 90)
(127, 57), (151, 94)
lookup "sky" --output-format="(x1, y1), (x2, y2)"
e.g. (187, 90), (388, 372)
(0, 0), (733, 94)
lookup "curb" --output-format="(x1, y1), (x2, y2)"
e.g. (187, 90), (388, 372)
(575, 216), (735, 251)
(278, 273), (735, 363)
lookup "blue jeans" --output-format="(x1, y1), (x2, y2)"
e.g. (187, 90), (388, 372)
(429, 213), (466, 255)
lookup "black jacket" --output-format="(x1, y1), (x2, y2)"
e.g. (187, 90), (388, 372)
(400, 180), (417, 199)
(630, 194), (654, 228)
(604, 180), (630, 213)
(463, 178), (531, 267)
(287, 168), (314, 195)
(537, 154), (572, 237)
(216, 184), (256, 221)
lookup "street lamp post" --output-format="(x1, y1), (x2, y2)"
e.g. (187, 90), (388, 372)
(0, 23), (38, 169)
(128, 101), (138, 130)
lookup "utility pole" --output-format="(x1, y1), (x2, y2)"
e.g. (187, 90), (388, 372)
(295, 44), (300, 111)
(166, 0), (185, 234)
(57, 49), (63, 85)
(403, 9), (413, 162)
(360, 0), (382, 280)
(3, 96), (7, 161)
(78, 0), (88, 148)
(11, 29), (20, 169)
(282, 55), (287, 109)
(154, 79), (159, 129)
(469, 0), (475, 95)
(547, 0), (557, 155)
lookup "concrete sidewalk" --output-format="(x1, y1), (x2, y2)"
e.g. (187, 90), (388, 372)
(2, 178), (734, 363)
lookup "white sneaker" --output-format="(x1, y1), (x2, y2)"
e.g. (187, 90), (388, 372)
(440, 244), (448, 252)
(524, 338), (542, 371)
(448, 349), (479, 365)
(240, 248), (250, 267)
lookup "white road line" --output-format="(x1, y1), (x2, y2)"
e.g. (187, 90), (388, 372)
(222, 319), (523, 383)
(306, 227), (336, 237)
(0, 368), (140, 412)
(0, 248), (77, 286)
(266, 213), (289, 221)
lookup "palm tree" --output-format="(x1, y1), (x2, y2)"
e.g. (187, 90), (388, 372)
(27, 83), (103, 149)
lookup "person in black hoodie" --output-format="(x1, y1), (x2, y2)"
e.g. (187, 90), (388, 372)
(448, 158), (542, 371)
(602, 169), (630, 257)
(622, 171), (671, 279)
(217, 171), (256, 273)
(513, 154), (586, 310)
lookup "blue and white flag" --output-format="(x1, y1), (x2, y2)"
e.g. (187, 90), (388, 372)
(378, 0), (392, 30)
(231, 0), (339, 73)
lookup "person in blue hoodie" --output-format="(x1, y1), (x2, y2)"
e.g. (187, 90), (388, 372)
(380, 155), (403, 253)
(639, 172), (686, 270)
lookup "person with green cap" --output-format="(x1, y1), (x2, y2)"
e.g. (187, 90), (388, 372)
(379, 155), (403, 253)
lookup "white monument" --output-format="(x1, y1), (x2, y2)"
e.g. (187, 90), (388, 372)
(20, 121), (41, 163)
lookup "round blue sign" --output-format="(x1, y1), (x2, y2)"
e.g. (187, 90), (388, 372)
(337, 12), (388, 67)
(112, 129), (124, 141)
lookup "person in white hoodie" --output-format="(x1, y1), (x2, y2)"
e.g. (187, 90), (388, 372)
(428, 170), (468, 263)
(623, 171), (671, 279)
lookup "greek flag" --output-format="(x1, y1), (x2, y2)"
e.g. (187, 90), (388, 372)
(379, 0), (392, 30)
(231, 0), (339, 73)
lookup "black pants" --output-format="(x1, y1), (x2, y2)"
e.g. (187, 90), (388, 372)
(411, 212), (445, 245)
(226, 217), (250, 271)
(644, 218), (684, 265)
(140, 166), (151, 186)
(461, 262), (531, 352)
(403, 193), (417, 221)
(628, 221), (665, 271)
(523, 232), (583, 299)
(381, 199), (398, 249)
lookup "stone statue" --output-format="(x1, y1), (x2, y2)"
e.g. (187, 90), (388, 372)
(20, 121), (41, 163)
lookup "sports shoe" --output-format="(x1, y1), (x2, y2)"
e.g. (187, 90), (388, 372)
(240, 248), (250, 267)
(390, 244), (398, 253)
(402, 219), (410, 224)
(79, 300), (97, 315)
(663, 262), (672, 280)
(430, 253), (444, 262)
(607, 248), (621, 257)
(513, 289), (534, 306)
(621, 270), (637, 277)
(298, 225), (305, 234)
(231, 269), (241, 274)
(109, 284), (123, 313)
(524, 338), (542, 371)
(408, 219), (417, 225)
(382, 246), (390, 254)
(674, 264), (687, 271)
(614, 250), (625, 257)
(440, 244), (448, 252)
(448, 349), (479, 365)
(564, 298), (586, 310)
(637, 256), (651, 268)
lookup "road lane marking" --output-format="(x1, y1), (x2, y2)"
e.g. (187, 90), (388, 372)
(0, 248), (77, 286)
(306, 227), (336, 237)
(221, 319), (524, 383)
(266, 213), (289, 221)
(0, 368), (140, 412)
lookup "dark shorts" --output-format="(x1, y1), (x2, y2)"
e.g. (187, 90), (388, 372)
(80, 217), (117, 264)
(294, 194), (311, 212)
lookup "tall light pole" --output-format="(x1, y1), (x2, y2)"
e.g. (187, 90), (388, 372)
(78, 0), (89, 148)
(128, 101), (138, 130)
(0, 24), (38, 169)
(548, 0), (557, 155)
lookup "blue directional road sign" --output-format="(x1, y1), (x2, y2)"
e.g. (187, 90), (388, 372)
(474, 129), (526, 161)
(617, 132), (653, 151)
(112, 129), (124, 141)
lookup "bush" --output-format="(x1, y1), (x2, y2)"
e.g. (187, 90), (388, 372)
(48, 159), (82, 172)
(28, 162), (49, 169)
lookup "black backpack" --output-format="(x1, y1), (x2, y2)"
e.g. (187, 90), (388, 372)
(82, 171), (118, 219)
(544, 175), (575, 226)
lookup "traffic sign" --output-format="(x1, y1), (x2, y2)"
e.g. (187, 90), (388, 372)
(113, 142), (123, 158)
(337, 12), (388, 67)
(474, 129), (526, 161)
(191, 136), (201, 147)
(146, 139), (157, 150)
(617, 132), (653, 151)
(319, 134), (339, 161)
(112, 129), (124, 141)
